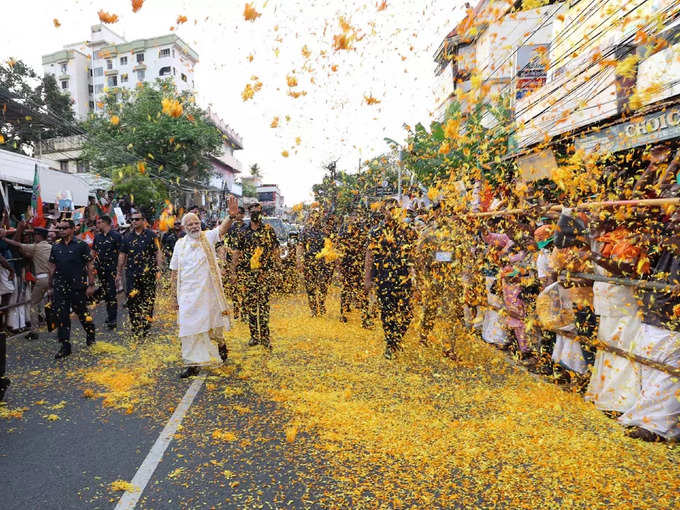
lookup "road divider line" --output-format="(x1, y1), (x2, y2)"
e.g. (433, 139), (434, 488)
(114, 374), (206, 510)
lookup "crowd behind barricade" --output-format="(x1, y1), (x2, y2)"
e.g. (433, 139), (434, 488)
(1, 166), (678, 444)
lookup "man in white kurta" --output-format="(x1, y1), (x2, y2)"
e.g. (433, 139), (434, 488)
(170, 199), (238, 378)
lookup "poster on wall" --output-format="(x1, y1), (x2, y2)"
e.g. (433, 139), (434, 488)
(516, 44), (549, 100)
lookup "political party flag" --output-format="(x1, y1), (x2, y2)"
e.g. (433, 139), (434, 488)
(31, 164), (46, 227)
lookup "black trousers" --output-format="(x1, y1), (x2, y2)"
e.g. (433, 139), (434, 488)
(377, 282), (413, 348)
(96, 268), (117, 324)
(54, 286), (95, 343)
(243, 272), (271, 345)
(340, 263), (369, 321)
(575, 304), (597, 366)
(303, 261), (332, 315)
(127, 275), (156, 337)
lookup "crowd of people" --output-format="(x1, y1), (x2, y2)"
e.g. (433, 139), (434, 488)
(1, 159), (679, 444)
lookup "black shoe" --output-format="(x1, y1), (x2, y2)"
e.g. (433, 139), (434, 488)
(86, 337), (96, 346)
(180, 366), (200, 378)
(248, 338), (259, 347)
(219, 344), (228, 362)
(25, 332), (39, 340)
(55, 342), (72, 360)
(384, 345), (394, 360)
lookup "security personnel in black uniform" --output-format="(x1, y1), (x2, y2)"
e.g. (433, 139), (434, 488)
(93, 215), (122, 329)
(231, 202), (279, 349)
(297, 212), (333, 316)
(364, 199), (416, 359)
(48, 219), (96, 359)
(338, 214), (370, 326)
(116, 210), (164, 339)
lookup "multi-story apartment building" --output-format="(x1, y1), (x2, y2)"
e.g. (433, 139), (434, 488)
(42, 24), (198, 120)
(433, 1), (562, 122)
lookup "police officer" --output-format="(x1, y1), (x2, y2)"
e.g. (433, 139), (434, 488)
(364, 199), (416, 359)
(48, 219), (96, 359)
(230, 202), (279, 350)
(338, 214), (370, 326)
(297, 212), (333, 316)
(116, 210), (164, 339)
(92, 215), (122, 330)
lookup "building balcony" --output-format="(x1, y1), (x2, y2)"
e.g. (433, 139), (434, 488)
(104, 69), (118, 75)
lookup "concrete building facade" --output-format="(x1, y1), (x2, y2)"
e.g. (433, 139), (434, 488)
(42, 24), (198, 120)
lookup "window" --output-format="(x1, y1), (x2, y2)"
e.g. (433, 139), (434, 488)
(76, 160), (88, 172)
(107, 76), (118, 87)
(172, 49), (175, 58)
(136, 69), (146, 81)
(181, 73), (187, 82)
(60, 63), (67, 73)
(59, 161), (69, 172)
(136, 52), (145, 63)
(93, 67), (103, 77)
(159, 66), (171, 77)
(159, 48), (171, 58)
(88, 85), (94, 94)
(173, 67), (176, 75)
(89, 68), (93, 77)
(106, 59), (112, 70)
(60, 80), (69, 90)
(95, 84), (104, 94)
(120, 56), (127, 65)
(121, 73), (128, 83)
(89, 101), (95, 110)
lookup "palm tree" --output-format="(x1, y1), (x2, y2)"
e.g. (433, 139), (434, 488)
(250, 163), (261, 177)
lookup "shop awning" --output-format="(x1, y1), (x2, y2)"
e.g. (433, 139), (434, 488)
(0, 149), (89, 206)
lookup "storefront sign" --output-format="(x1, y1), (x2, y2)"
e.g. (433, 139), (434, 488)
(575, 105), (680, 154)
(515, 45), (548, 100)
(517, 148), (557, 182)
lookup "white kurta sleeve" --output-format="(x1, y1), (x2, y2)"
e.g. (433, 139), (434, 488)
(169, 239), (181, 271)
(205, 227), (221, 246)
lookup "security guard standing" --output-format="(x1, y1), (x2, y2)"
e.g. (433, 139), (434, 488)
(116, 210), (164, 339)
(364, 199), (416, 359)
(415, 203), (459, 358)
(231, 202), (279, 350)
(48, 219), (96, 359)
(92, 215), (122, 330)
(297, 212), (333, 316)
(338, 213), (370, 326)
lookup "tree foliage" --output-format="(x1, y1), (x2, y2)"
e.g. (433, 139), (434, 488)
(111, 164), (167, 216)
(81, 79), (223, 185)
(402, 96), (516, 189)
(0, 59), (77, 154)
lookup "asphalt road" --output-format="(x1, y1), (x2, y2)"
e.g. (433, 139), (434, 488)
(0, 302), (340, 509)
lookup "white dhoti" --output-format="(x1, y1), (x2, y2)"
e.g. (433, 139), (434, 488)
(552, 325), (587, 374)
(170, 228), (231, 368)
(586, 283), (641, 412)
(618, 323), (680, 440)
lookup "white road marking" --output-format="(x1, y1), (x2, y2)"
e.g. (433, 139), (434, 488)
(114, 374), (206, 510)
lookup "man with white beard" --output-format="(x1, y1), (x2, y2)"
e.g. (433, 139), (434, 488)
(170, 197), (239, 378)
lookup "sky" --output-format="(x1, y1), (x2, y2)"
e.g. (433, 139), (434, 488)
(0, 0), (465, 204)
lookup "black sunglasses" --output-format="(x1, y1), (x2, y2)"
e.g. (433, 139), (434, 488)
(131, 217), (143, 221)
(57, 226), (71, 230)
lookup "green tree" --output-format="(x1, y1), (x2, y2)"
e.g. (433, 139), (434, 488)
(241, 181), (258, 198)
(81, 79), (223, 185)
(111, 165), (167, 216)
(249, 163), (261, 177)
(401, 96), (515, 189)
(0, 59), (77, 154)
